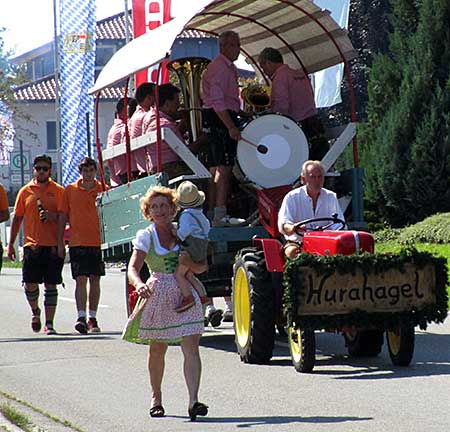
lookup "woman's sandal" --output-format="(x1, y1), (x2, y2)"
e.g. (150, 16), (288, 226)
(188, 402), (208, 421)
(149, 405), (165, 418)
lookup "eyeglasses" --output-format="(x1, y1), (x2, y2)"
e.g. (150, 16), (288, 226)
(34, 166), (50, 172)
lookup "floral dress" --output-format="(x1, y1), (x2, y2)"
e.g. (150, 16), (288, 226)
(122, 224), (204, 344)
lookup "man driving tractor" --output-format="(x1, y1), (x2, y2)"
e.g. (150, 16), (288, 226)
(278, 160), (345, 259)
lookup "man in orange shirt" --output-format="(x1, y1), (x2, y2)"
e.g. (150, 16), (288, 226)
(7, 154), (64, 335)
(0, 183), (10, 273)
(58, 157), (105, 334)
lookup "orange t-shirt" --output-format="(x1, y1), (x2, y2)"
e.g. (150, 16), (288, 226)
(59, 179), (103, 247)
(14, 178), (65, 247)
(0, 184), (8, 211)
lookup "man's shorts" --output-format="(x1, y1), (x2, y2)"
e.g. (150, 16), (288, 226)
(180, 236), (208, 263)
(202, 109), (239, 168)
(23, 246), (64, 285)
(69, 246), (105, 280)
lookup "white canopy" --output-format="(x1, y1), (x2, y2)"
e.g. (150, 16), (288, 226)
(89, 1), (213, 94)
(90, 0), (357, 94)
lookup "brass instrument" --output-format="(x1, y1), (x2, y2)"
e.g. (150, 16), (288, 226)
(241, 83), (271, 113)
(167, 57), (210, 142)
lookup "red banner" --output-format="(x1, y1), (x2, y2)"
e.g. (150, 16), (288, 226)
(132, 0), (172, 86)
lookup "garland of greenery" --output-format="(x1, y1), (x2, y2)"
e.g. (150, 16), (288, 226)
(282, 248), (449, 331)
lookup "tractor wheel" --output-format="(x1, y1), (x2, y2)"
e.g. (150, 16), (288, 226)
(344, 329), (384, 357)
(232, 248), (275, 364)
(125, 262), (150, 317)
(386, 325), (415, 366)
(288, 325), (316, 373)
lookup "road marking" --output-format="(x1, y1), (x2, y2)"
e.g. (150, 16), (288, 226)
(59, 296), (111, 308)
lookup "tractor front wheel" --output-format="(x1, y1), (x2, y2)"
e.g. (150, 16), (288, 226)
(387, 325), (415, 366)
(232, 248), (275, 364)
(288, 325), (315, 373)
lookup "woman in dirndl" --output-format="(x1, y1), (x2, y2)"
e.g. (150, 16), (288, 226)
(123, 185), (208, 421)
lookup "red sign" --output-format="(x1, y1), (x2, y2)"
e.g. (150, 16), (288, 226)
(132, 0), (172, 86)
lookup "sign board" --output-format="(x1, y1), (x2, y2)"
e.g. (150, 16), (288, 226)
(10, 151), (30, 171)
(11, 173), (31, 185)
(296, 264), (436, 315)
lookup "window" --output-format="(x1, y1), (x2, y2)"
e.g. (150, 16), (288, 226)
(46, 121), (56, 150)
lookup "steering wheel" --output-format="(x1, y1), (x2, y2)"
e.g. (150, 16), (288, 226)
(293, 213), (346, 236)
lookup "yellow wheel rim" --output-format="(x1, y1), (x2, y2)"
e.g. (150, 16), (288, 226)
(288, 326), (302, 363)
(234, 267), (251, 349)
(387, 329), (401, 355)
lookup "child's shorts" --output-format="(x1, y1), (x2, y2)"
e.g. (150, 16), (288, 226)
(180, 236), (208, 263)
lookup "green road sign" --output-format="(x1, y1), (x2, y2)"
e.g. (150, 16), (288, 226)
(11, 152), (30, 171)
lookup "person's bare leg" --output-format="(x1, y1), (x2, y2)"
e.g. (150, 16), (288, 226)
(285, 245), (301, 259)
(215, 165), (232, 208)
(186, 271), (207, 298)
(207, 167), (217, 216)
(181, 334), (202, 410)
(175, 264), (193, 298)
(43, 283), (57, 323)
(148, 342), (168, 408)
(87, 275), (101, 313)
(24, 282), (40, 311)
(75, 275), (88, 315)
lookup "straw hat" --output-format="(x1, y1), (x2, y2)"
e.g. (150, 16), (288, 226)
(176, 181), (205, 208)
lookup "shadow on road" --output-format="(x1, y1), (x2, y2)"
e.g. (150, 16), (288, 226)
(200, 328), (450, 379)
(0, 331), (122, 343)
(167, 414), (373, 427)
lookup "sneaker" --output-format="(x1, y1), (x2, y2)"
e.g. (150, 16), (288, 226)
(212, 216), (246, 227)
(208, 309), (223, 328)
(31, 309), (42, 333)
(44, 322), (56, 335)
(175, 295), (195, 313)
(87, 318), (101, 333)
(223, 307), (233, 322)
(75, 317), (88, 334)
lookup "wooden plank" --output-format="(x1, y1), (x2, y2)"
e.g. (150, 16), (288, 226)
(102, 128), (211, 180)
(321, 122), (356, 171)
(295, 263), (437, 316)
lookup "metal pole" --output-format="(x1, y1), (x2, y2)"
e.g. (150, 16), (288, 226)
(124, 0), (131, 43)
(86, 112), (91, 157)
(19, 140), (24, 186)
(53, 0), (62, 183)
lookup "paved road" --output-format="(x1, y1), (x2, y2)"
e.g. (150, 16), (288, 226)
(1, 265), (450, 432)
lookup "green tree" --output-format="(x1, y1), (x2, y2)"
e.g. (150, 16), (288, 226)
(1, 28), (17, 145)
(360, 0), (450, 227)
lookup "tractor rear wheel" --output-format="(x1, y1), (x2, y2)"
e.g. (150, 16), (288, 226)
(232, 248), (275, 364)
(387, 325), (415, 366)
(288, 325), (315, 373)
(344, 329), (384, 357)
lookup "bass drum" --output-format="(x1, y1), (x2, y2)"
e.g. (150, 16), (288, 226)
(237, 114), (309, 188)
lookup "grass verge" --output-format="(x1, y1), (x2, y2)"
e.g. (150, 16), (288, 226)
(0, 403), (33, 432)
(0, 390), (85, 432)
(1, 260), (23, 268)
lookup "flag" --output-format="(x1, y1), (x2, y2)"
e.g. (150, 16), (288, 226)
(313, 0), (350, 108)
(132, 0), (172, 86)
(59, 0), (96, 185)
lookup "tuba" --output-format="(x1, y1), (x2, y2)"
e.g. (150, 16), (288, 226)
(241, 83), (271, 113)
(167, 57), (210, 143)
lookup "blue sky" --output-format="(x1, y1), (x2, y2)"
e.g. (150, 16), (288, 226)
(1, 0), (126, 56)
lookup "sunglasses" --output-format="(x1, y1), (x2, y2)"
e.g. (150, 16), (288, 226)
(34, 166), (50, 172)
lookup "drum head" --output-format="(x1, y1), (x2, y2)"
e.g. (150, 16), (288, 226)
(237, 114), (308, 188)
